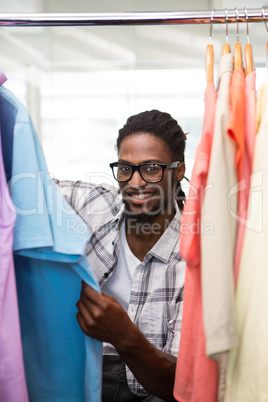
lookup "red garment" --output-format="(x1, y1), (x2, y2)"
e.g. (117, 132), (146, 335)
(227, 68), (245, 184)
(174, 83), (218, 402)
(233, 71), (256, 286)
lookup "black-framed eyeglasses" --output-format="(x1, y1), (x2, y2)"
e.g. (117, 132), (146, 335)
(109, 161), (180, 183)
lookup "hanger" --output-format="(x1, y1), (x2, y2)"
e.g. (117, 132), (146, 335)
(222, 8), (231, 55)
(234, 8), (243, 69)
(206, 9), (214, 83)
(244, 8), (254, 75)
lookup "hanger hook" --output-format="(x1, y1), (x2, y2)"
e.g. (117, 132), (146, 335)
(235, 8), (239, 42)
(209, 8), (215, 43)
(225, 8), (229, 42)
(263, 7), (268, 32)
(244, 7), (250, 43)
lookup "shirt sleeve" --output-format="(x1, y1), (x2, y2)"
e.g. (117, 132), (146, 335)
(54, 179), (96, 213)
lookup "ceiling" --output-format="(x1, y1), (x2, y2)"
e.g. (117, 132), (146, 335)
(0, 0), (267, 72)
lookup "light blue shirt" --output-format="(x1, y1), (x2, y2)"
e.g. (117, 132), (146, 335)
(0, 85), (102, 402)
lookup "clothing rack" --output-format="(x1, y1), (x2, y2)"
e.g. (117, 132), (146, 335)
(0, 8), (267, 27)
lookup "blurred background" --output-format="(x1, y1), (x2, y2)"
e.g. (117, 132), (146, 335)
(0, 0), (267, 190)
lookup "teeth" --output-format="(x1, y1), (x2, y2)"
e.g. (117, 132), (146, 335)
(131, 193), (153, 200)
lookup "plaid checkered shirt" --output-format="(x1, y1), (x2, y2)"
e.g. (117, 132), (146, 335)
(56, 179), (185, 396)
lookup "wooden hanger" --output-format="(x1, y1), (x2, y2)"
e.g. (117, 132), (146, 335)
(244, 8), (254, 75)
(206, 9), (214, 83)
(234, 42), (243, 69)
(222, 43), (231, 55)
(245, 43), (254, 75)
(206, 43), (214, 83)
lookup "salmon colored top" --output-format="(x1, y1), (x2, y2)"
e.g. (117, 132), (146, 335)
(174, 82), (218, 402)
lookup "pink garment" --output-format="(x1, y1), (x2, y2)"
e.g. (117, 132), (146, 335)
(233, 71), (256, 286)
(0, 73), (29, 402)
(227, 68), (245, 184)
(174, 83), (218, 402)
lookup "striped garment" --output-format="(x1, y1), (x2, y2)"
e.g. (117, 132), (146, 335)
(56, 179), (185, 396)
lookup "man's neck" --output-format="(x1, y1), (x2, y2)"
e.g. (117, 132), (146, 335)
(124, 209), (176, 261)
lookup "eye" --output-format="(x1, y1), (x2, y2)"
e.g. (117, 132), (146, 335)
(144, 164), (161, 173)
(119, 165), (131, 173)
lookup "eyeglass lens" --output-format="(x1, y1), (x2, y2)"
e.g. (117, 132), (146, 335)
(113, 163), (163, 183)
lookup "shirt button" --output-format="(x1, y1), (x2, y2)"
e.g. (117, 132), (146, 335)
(104, 272), (109, 278)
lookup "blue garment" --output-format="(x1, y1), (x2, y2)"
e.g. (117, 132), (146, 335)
(0, 85), (102, 402)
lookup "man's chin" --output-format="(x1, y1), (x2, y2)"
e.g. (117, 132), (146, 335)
(123, 202), (160, 224)
(126, 212), (157, 224)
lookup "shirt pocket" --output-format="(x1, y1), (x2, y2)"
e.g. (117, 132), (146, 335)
(136, 301), (167, 342)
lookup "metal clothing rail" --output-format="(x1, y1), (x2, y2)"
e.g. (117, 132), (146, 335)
(0, 8), (267, 27)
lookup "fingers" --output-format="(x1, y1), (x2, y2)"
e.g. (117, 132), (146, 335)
(76, 298), (93, 323)
(76, 310), (88, 334)
(81, 282), (99, 301)
(76, 297), (102, 338)
(81, 282), (119, 307)
(76, 282), (130, 343)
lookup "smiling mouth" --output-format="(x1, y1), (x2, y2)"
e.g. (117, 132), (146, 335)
(127, 193), (154, 200)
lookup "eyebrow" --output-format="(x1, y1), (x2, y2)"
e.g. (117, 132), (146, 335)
(118, 159), (163, 164)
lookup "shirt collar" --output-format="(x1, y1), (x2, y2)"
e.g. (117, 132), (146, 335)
(112, 200), (182, 264)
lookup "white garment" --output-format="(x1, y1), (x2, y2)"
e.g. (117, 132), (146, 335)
(102, 219), (140, 355)
(201, 53), (238, 358)
(225, 79), (268, 402)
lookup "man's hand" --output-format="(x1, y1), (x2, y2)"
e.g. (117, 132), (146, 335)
(76, 282), (133, 348)
(76, 281), (177, 402)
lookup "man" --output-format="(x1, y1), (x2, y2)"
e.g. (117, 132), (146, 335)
(57, 110), (186, 401)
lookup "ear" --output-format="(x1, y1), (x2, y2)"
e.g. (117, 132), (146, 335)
(176, 162), (185, 182)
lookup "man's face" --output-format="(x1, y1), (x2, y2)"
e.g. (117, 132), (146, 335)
(117, 132), (183, 223)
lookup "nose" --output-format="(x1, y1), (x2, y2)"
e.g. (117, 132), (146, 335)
(128, 170), (147, 188)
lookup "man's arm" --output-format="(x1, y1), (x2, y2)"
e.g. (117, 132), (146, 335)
(76, 282), (177, 402)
